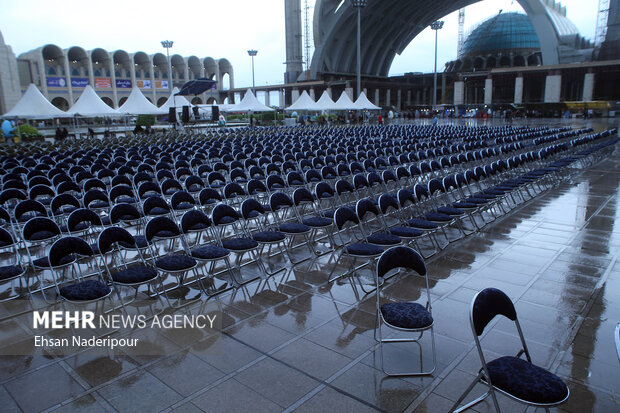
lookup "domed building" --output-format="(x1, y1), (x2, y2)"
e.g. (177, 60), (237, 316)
(447, 12), (543, 72)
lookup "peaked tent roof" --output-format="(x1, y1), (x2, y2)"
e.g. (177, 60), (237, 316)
(159, 87), (192, 112)
(118, 87), (166, 115)
(3, 84), (71, 118)
(224, 89), (274, 112)
(315, 91), (338, 111)
(332, 91), (356, 110)
(285, 90), (319, 111)
(352, 92), (381, 110)
(66, 85), (120, 116)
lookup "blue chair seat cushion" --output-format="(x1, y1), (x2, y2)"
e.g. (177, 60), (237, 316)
(302, 217), (332, 227)
(112, 265), (158, 284)
(473, 193), (497, 199)
(437, 207), (465, 216)
(425, 212), (452, 222)
(452, 202), (478, 209)
(28, 230), (58, 241)
(152, 230), (177, 239)
(485, 356), (568, 404)
(381, 302), (433, 329)
(389, 226), (423, 237)
(0, 265), (25, 280)
(222, 237), (258, 251)
(60, 280), (111, 301)
(278, 222), (311, 233)
(148, 207), (170, 216)
(465, 197), (489, 204)
(116, 196), (135, 204)
(345, 243), (384, 256)
(120, 235), (151, 249)
(367, 232), (401, 246)
(174, 202), (194, 211)
(245, 210), (261, 219)
(156, 255), (197, 271)
(483, 189), (506, 196)
(191, 245), (230, 260)
(33, 255), (74, 268)
(89, 201), (109, 209)
(407, 219), (438, 229)
(253, 231), (286, 243)
(216, 216), (236, 225)
(185, 222), (209, 232)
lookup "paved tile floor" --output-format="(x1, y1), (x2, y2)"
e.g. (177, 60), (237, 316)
(0, 118), (619, 412)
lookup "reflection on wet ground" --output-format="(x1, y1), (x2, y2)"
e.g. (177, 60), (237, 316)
(0, 118), (619, 412)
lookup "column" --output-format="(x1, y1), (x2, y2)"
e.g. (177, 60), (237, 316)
(582, 72), (594, 102)
(453, 81), (464, 105)
(484, 77), (493, 105)
(63, 58), (74, 106)
(291, 88), (300, 103)
(385, 89), (391, 107)
(326, 87), (332, 98)
(374, 89), (380, 106)
(109, 54), (118, 108)
(544, 72), (562, 103)
(396, 89), (402, 111)
(363, 87), (368, 98)
(416, 90), (421, 105)
(264, 90), (270, 106)
(514, 75), (523, 105)
(309, 88), (315, 100)
(279, 88), (285, 108)
(407, 90), (412, 106)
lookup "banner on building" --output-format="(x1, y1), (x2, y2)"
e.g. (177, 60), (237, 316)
(116, 79), (132, 88)
(71, 78), (89, 88)
(46, 77), (67, 88)
(94, 78), (112, 88)
(155, 80), (169, 90)
(137, 80), (151, 89)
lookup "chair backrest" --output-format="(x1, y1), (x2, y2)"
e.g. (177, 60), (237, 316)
(211, 203), (240, 226)
(145, 216), (182, 241)
(110, 203), (141, 224)
(181, 209), (212, 234)
(377, 246), (426, 278)
(98, 226), (135, 254)
(269, 192), (293, 212)
(241, 198), (265, 219)
(67, 208), (103, 232)
(171, 191), (196, 209)
(334, 206), (359, 230)
(378, 193), (399, 215)
(49, 236), (93, 267)
(470, 288), (517, 336)
(143, 196), (171, 215)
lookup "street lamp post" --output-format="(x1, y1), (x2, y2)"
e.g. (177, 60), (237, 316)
(247, 50), (258, 93)
(161, 40), (173, 92)
(430, 21), (444, 107)
(350, 0), (368, 100)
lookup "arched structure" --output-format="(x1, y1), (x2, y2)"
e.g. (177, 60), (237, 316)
(310, 0), (584, 79)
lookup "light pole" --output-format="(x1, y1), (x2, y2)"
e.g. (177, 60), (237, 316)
(430, 21), (444, 107)
(161, 40), (173, 92)
(247, 50), (258, 93)
(350, 0), (368, 100)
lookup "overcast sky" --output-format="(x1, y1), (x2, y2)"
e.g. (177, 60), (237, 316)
(0, 0), (599, 88)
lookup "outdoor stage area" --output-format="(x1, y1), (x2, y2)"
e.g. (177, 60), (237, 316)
(0, 118), (618, 413)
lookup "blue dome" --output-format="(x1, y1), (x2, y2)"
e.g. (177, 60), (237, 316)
(459, 12), (540, 58)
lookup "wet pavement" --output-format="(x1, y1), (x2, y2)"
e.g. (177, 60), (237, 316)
(0, 118), (619, 412)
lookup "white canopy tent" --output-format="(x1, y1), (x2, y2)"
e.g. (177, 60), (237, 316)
(66, 85), (120, 117)
(2, 84), (71, 119)
(314, 91), (338, 111)
(158, 87), (192, 113)
(285, 90), (319, 111)
(352, 92), (381, 110)
(223, 89), (274, 112)
(118, 87), (166, 115)
(332, 91), (357, 111)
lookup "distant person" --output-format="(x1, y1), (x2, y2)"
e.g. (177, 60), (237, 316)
(88, 128), (95, 138)
(432, 116), (438, 126)
(61, 127), (69, 140)
(133, 124), (144, 134)
(2, 120), (14, 143)
(55, 127), (63, 142)
(378, 114), (383, 125)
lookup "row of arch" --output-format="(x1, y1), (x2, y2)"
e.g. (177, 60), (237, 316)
(22, 44), (233, 90)
(445, 52), (543, 73)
